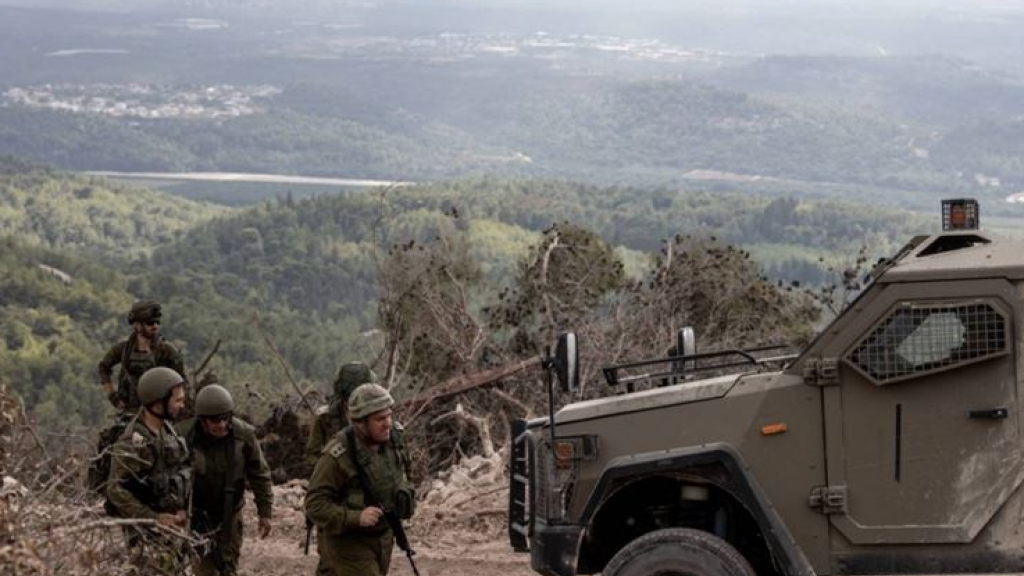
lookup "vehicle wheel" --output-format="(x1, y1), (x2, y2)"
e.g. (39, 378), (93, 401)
(602, 528), (755, 576)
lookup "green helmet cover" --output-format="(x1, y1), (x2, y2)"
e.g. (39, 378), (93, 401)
(127, 300), (162, 324)
(137, 367), (184, 405)
(195, 384), (234, 416)
(333, 362), (375, 400)
(347, 383), (394, 420)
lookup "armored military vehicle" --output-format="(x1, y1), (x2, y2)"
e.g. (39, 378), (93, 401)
(509, 200), (1023, 576)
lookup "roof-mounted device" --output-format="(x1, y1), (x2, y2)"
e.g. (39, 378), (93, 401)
(942, 198), (979, 231)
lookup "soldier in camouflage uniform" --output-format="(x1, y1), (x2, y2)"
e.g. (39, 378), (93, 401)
(98, 300), (186, 411)
(176, 384), (274, 576)
(106, 367), (192, 572)
(305, 384), (416, 576)
(304, 362), (375, 468)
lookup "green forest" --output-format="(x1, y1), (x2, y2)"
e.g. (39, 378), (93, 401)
(0, 157), (931, 431)
(3, 71), (1021, 210)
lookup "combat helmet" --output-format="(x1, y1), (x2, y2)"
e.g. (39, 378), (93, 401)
(127, 300), (162, 324)
(137, 367), (185, 406)
(195, 384), (234, 417)
(333, 362), (375, 401)
(348, 383), (394, 420)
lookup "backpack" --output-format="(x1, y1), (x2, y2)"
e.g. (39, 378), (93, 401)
(87, 413), (136, 501)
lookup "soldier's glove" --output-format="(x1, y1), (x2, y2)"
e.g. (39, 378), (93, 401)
(395, 488), (415, 520)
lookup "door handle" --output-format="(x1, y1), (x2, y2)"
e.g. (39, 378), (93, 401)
(968, 408), (1009, 419)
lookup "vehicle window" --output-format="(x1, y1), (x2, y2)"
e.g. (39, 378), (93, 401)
(848, 302), (1007, 384)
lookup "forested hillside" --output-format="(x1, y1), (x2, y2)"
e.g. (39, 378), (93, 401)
(0, 157), (230, 260)
(700, 55), (1024, 130)
(149, 178), (926, 320)
(0, 106), (509, 181)
(0, 164), (929, 430)
(3, 72), (1015, 203)
(0, 237), (125, 427)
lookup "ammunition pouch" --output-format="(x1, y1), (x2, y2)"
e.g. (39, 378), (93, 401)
(395, 487), (415, 520)
(127, 466), (190, 512)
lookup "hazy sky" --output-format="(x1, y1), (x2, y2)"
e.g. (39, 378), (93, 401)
(2, 0), (1021, 69)
(2, 0), (1020, 13)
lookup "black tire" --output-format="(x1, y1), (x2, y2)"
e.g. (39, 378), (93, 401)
(602, 528), (756, 576)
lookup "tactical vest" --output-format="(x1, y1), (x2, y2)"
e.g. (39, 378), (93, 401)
(332, 426), (415, 521)
(114, 335), (179, 409)
(125, 420), (192, 513)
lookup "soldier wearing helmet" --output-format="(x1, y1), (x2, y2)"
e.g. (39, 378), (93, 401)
(98, 300), (186, 411)
(175, 384), (274, 576)
(106, 367), (192, 570)
(304, 362), (376, 467)
(305, 383), (416, 576)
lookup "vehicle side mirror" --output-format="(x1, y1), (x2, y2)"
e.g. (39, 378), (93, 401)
(673, 327), (696, 373)
(554, 332), (579, 392)
(678, 327), (696, 357)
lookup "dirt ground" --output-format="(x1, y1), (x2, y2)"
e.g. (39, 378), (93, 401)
(240, 451), (536, 575)
(239, 535), (536, 576)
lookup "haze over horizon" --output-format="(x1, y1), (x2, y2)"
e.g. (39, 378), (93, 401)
(2, 0), (1021, 69)
(2, 0), (1022, 208)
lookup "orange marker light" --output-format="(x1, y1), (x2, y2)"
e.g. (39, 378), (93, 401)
(941, 198), (979, 231)
(761, 423), (788, 436)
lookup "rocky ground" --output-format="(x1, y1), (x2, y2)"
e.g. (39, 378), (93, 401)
(239, 450), (536, 576)
(0, 379), (534, 576)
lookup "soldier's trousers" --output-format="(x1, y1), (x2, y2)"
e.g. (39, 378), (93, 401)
(195, 510), (244, 576)
(315, 529), (394, 576)
(123, 526), (191, 574)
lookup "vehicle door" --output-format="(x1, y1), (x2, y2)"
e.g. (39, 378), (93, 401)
(821, 279), (1022, 544)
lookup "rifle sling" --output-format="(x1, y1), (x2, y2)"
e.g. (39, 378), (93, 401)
(344, 427), (411, 552)
(219, 429), (237, 543)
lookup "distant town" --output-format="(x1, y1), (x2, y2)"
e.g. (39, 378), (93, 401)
(1, 31), (726, 120)
(2, 83), (280, 120)
(289, 30), (728, 65)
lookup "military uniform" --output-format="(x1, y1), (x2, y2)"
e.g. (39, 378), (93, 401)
(305, 426), (415, 576)
(305, 400), (345, 467)
(305, 363), (375, 468)
(106, 411), (192, 570)
(176, 417), (274, 576)
(98, 335), (185, 410)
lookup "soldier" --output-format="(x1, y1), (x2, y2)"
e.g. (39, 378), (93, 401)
(106, 366), (192, 571)
(304, 362), (375, 467)
(98, 300), (186, 411)
(176, 384), (274, 576)
(305, 384), (416, 576)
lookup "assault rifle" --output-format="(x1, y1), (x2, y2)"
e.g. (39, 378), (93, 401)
(303, 516), (313, 555)
(345, 427), (420, 576)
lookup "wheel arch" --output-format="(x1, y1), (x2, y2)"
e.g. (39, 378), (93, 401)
(575, 443), (814, 576)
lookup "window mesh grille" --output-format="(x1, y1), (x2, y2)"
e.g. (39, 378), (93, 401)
(849, 303), (1006, 383)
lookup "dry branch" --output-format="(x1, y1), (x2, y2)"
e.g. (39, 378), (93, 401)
(252, 310), (316, 416)
(191, 338), (222, 385)
(402, 355), (542, 421)
(431, 403), (494, 457)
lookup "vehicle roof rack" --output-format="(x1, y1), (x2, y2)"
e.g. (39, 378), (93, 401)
(603, 344), (796, 390)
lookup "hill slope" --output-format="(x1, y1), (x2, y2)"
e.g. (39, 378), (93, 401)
(2, 70), (1007, 204)
(0, 156), (230, 260)
(0, 166), (931, 429)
